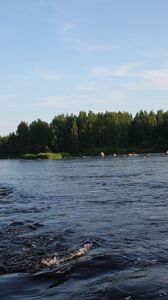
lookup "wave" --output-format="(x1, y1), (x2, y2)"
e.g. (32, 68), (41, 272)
(41, 242), (93, 267)
(0, 186), (13, 198)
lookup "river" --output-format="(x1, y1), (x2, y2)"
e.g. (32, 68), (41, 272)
(1, 154), (168, 299)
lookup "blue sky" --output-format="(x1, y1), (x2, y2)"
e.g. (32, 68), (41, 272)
(1, 0), (168, 135)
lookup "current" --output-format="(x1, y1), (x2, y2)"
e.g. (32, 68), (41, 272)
(1, 154), (168, 299)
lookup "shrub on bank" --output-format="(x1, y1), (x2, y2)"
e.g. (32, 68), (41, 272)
(21, 152), (62, 160)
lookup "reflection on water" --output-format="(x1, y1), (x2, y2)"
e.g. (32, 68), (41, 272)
(1, 154), (168, 299)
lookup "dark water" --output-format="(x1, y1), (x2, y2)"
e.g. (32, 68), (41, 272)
(1, 154), (168, 299)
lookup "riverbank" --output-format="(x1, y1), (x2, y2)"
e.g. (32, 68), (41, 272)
(81, 145), (167, 156)
(0, 145), (167, 159)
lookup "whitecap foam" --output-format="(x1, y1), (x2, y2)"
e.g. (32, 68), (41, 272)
(41, 242), (93, 267)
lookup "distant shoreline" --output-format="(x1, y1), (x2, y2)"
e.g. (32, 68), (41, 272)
(0, 149), (167, 160)
(1, 110), (168, 159)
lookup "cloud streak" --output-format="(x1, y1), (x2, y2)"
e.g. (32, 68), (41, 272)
(141, 68), (168, 90)
(35, 92), (128, 110)
(36, 96), (70, 108)
(92, 62), (168, 91)
(75, 82), (96, 92)
(91, 62), (143, 77)
(65, 38), (115, 52)
(34, 68), (62, 80)
(61, 21), (76, 32)
(0, 95), (15, 104)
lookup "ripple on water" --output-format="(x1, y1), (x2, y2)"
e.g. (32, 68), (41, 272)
(0, 186), (13, 199)
(1, 156), (168, 299)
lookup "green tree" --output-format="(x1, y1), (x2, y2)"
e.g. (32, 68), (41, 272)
(6, 133), (18, 156)
(16, 121), (29, 154)
(77, 111), (88, 150)
(51, 114), (67, 152)
(87, 111), (97, 147)
(29, 119), (52, 153)
(70, 119), (79, 153)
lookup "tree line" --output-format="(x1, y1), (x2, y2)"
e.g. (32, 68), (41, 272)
(0, 110), (168, 157)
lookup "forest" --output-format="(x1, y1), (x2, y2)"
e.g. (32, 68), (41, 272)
(0, 110), (168, 157)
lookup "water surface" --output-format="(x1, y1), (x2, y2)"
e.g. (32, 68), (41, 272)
(1, 154), (168, 299)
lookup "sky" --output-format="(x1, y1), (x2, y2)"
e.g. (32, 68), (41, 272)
(1, 0), (168, 135)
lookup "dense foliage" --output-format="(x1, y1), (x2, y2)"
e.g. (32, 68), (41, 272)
(0, 110), (168, 157)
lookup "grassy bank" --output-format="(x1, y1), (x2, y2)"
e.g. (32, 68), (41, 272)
(21, 152), (62, 160)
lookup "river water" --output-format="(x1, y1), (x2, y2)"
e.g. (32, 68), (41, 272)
(1, 154), (168, 299)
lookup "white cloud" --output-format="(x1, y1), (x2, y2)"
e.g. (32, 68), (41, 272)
(0, 95), (15, 103)
(36, 96), (70, 108)
(65, 38), (115, 52)
(75, 82), (96, 92)
(92, 62), (143, 77)
(40, 72), (61, 81)
(36, 95), (91, 108)
(62, 21), (76, 32)
(141, 68), (168, 90)
(35, 92), (128, 110)
(122, 67), (168, 91)
(34, 68), (62, 80)
(91, 61), (168, 91)
(108, 89), (127, 101)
